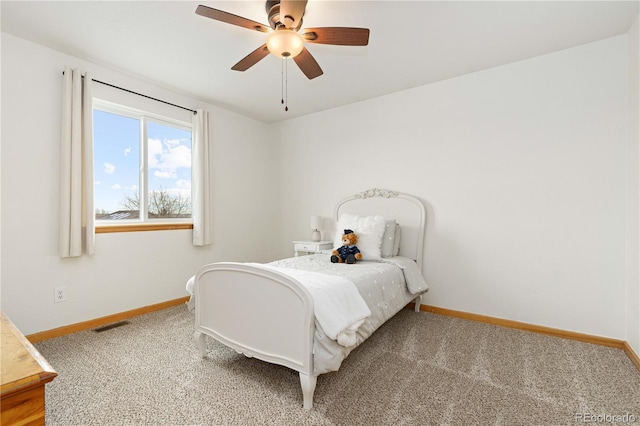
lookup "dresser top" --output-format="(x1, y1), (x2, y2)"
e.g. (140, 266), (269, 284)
(1, 312), (57, 395)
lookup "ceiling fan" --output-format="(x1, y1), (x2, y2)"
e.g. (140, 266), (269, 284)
(195, 1), (370, 80)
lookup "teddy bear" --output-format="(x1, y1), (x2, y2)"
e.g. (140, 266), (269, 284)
(331, 229), (363, 264)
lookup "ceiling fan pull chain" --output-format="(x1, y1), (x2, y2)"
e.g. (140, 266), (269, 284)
(285, 58), (289, 112)
(281, 58), (285, 107)
(280, 58), (289, 111)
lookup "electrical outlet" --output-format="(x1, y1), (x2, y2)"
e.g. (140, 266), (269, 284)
(54, 287), (67, 303)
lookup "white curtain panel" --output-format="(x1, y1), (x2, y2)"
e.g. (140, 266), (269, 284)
(192, 109), (213, 246)
(59, 66), (95, 258)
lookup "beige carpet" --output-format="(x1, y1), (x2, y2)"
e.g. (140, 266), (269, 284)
(35, 305), (639, 425)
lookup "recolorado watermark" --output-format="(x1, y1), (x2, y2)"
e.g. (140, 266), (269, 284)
(575, 413), (637, 423)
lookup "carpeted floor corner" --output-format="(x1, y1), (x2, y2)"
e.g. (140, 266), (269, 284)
(35, 305), (640, 425)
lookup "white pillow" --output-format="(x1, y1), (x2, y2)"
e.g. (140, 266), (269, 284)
(392, 223), (401, 256)
(334, 214), (387, 260)
(381, 220), (397, 258)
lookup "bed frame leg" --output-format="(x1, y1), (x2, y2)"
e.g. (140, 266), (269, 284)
(193, 331), (207, 357)
(413, 295), (422, 312)
(299, 373), (317, 410)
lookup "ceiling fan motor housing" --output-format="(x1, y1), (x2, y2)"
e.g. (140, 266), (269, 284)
(266, 0), (303, 30)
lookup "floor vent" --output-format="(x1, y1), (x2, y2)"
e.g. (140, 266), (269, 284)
(93, 321), (130, 333)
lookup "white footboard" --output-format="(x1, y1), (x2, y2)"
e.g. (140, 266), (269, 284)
(192, 262), (317, 409)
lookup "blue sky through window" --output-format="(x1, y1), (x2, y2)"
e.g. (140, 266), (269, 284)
(93, 109), (192, 217)
(147, 121), (192, 208)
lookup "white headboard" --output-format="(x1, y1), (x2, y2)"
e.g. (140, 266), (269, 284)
(334, 188), (426, 272)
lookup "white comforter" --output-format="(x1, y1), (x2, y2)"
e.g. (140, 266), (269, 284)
(186, 264), (371, 347)
(256, 264), (371, 347)
(186, 255), (429, 358)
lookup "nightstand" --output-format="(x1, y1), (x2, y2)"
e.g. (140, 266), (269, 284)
(293, 240), (333, 257)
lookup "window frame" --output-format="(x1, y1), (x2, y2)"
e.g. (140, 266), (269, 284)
(93, 99), (194, 232)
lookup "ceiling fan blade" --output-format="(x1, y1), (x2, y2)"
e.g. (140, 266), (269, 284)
(293, 47), (323, 80)
(196, 5), (269, 33)
(279, 0), (308, 29)
(231, 44), (270, 71)
(302, 27), (370, 46)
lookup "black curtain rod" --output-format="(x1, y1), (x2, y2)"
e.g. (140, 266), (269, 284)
(62, 71), (197, 115)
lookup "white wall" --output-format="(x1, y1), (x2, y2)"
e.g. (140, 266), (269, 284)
(627, 16), (640, 356)
(1, 29), (635, 344)
(1, 34), (280, 335)
(273, 35), (630, 340)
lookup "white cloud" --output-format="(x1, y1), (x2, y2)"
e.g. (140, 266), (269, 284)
(104, 162), (116, 174)
(111, 183), (122, 190)
(163, 145), (191, 169)
(154, 170), (176, 179)
(148, 138), (191, 179)
(176, 179), (191, 190)
(124, 147), (131, 157)
(148, 138), (163, 169)
(163, 186), (191, 201)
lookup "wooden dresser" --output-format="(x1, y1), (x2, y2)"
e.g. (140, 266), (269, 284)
(1, 312), (57, 426)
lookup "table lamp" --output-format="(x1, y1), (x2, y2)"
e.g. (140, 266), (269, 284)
(310, 216), (322, 242)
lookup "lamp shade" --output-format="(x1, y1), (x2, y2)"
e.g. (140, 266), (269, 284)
(310, 216), (322, 230)
(266, 29), (305, 58)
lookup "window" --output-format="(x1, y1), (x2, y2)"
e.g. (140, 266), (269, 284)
(93, 100), (192, 227)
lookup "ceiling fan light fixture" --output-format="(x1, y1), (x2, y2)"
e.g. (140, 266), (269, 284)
(266, 29), (304, 58)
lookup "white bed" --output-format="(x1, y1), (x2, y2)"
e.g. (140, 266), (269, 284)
(188, 188), (428, 409)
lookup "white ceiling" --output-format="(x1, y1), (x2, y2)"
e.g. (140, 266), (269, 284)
(2, 1), (638, 123)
